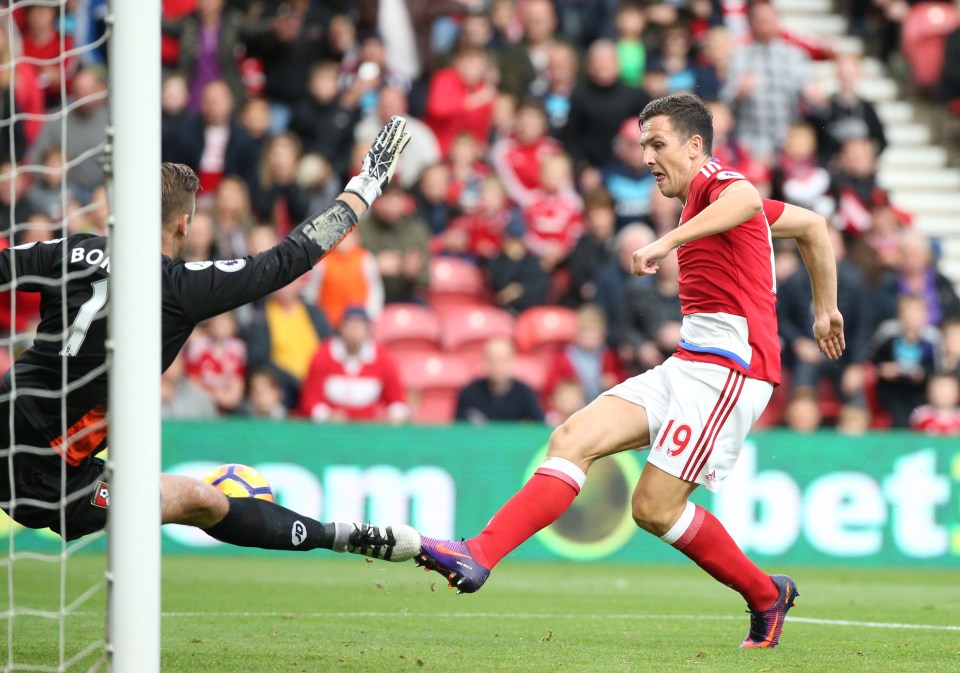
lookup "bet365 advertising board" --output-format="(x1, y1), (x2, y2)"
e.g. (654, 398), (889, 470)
(5, 422), (959, 567)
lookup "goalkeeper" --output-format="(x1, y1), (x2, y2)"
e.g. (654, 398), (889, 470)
(0, 117), (418, 561)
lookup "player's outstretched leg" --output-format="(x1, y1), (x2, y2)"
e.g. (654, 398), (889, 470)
(740, 574), (799, 648)
(161, 475), (421, 561)
(416, 537), (491, 593)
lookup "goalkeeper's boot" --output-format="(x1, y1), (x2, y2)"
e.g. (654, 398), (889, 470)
(740, 574), (799, 648)
(334, 523), (421, 562)
(415, 537), (490, 594)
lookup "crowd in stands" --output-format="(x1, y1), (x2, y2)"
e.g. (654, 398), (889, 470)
(1, 0), (959, 435)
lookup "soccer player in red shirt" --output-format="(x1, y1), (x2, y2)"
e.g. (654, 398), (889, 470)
(415, 94), (845, 649)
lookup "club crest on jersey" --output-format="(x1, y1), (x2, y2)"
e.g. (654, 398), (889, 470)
(184, 261), (213, 271)
(91, 481), (110, 508)
(214, 259), (247, 272)
(716, 170), (745, 181)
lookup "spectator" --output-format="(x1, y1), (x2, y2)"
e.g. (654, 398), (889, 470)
(522, 153), (583, 272)
(356, 0), (470, 82)
(161, 0), (247, 109)
(303, 229), (384, 329)
(21, 5), (75, 108)
(0, 163), (36, 242)
(720, 2), (810, 162)
(778, 228), (872, 431)
(340, 33), (413, 118)
(831, 137), (888, 236)
(361, 184), (431, 303)
(439, 175), (524, 262)
(562, 39), (650, 171)
(771, 121), (833, 216)
(162, 78), (260, 198)
(354, 85), (441, 189)
(211, 176), (254, 260)
(497, 0), (560, 100)
(943, 25), (960, 109)
(544, 303), (622, 403)
(240, 368), (289, 420)
(708, 100), (770, 190)
(412, 163), (457, 236)
(241, 0), (330, 133)
(298, 307), (409, 423)
(542, 42), (579, 136)
(425, 44), (496, 157)
(185, 311), (248, 414)
(297, 152), (342, 215)
(876, 232), (960, 329)
(909, 373), (960, 436)
(593, 222), (656, 346)
(27, 68), (108, 198)
(455, 337), (545, 423)
(803, 53), (887, 166)
(27, 148), (77, 221)
(242, 277), (332, 411)
(254, 133), (310, 235)
(445, 131), (492, 212)
(489, 219), (550, 313)
(545, 379), (586, 427)
(783, 391), (822, 433)
(649, 24), (720, 101)
(869, 295), (940, 428)
(161, 72), (195, 162)
(288, 61), (358, 180)
(181, 209), (217, 262)
(0, 19), (43, 146)
(239, 97), (273, 156)
(566, 188), (617, 305)
(490, 98), (563, 207)
(601, 118), (656, 229)
(161, 352), (220, 420)
(614, 2), (647, 88)
(939, 318), (960, 377)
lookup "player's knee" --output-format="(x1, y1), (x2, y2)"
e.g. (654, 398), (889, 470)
(175, 478), (229, 528)
(631, 489), (673, 536)
(546, 421), (594, 465)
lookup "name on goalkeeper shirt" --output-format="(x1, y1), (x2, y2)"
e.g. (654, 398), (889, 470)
(70, 246), (110, 272)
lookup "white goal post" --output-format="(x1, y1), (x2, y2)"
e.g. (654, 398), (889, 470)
(106, 1), (161, 671)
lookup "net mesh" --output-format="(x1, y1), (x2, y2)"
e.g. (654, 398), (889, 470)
(0, 1), (111, 670)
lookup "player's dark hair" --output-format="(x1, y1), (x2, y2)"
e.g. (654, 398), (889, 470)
(639, 94), (713, 156)
(160, 162), (200, 226)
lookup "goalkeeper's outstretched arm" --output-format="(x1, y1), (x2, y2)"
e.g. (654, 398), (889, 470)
(769, 201), (845, 360)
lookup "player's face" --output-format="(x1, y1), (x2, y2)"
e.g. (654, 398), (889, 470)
(640, 116), (700, 200)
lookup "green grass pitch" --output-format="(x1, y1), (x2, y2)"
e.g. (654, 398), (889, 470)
(2, 554), (959, 672)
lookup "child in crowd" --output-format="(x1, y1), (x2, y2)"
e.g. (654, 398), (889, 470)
(909, 373), (960, 436)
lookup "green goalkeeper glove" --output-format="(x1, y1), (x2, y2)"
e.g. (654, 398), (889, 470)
(344, 115), (412, 207)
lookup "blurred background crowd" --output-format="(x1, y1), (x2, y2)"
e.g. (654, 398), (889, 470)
(0, 0), (959, 434)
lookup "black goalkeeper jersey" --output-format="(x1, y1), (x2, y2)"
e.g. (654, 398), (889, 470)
(0, 225), (329, 466)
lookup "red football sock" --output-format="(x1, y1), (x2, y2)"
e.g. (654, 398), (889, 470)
(466, 457), (584, 569)
(664, 503), (778, 611)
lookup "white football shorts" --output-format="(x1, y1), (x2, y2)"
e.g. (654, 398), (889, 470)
(603, 357), (772, 492)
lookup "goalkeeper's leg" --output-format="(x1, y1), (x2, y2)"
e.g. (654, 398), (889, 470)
(160, 474), (420, 561)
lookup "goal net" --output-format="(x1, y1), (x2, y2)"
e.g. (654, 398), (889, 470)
(0, 1), (158, 670)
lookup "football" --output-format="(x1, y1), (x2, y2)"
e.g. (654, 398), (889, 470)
(202, 463), (275, 502)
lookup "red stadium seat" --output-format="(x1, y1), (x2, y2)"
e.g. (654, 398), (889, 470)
(902, 2), (959, 89)
(437, 304), (515, 354)
(397, 350), (481, 424)
(373, 303), (441, 353)
(512, 351), (554, 395)
(428, 256), (488, 307)
(514, 306), (579, 355)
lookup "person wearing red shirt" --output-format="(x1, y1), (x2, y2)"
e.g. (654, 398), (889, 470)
(909, 373), (960, 436)
(490, 99), (562, 208)
(412, 95), (845, 652)
(299, 307), (409, 423)
(184, 311), (247, 414)
(522, 153), (583, 271)
(20, 6), (75, 108)
(424, 44), (495, 157)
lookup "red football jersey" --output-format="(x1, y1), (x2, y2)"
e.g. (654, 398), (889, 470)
(673, 159), (782, 385)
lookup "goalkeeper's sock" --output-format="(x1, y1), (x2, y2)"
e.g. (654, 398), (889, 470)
(467, 457), (584, 568)
(660, 502), (779, 611)
(204, 497), (336, 552)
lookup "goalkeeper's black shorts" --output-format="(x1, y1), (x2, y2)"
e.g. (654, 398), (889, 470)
(0, 416), (108, 542)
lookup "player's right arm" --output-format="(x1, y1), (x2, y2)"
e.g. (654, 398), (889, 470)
(768, 200), (845, 360)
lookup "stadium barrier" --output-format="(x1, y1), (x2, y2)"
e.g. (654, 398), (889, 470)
(5, 422), (958, 567)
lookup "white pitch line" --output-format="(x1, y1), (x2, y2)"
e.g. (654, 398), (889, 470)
(156, 611), (960, 632)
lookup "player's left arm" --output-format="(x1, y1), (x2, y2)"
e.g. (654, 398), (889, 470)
(632, 180), (762, 274)
(769, 201), (845, 360)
